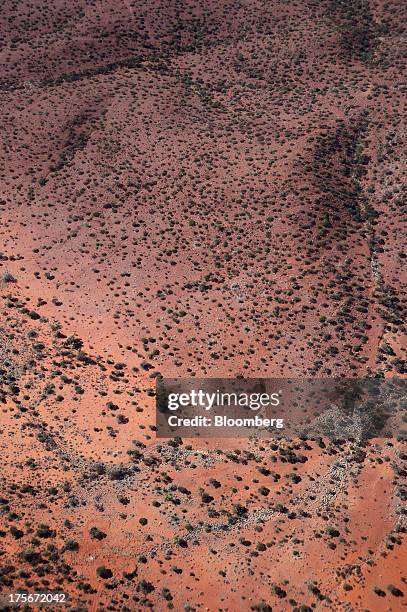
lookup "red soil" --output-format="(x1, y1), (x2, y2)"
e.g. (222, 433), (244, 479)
(0, 0), (406, 610)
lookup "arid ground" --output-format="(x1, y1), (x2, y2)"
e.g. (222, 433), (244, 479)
(0, 0), (406, 610)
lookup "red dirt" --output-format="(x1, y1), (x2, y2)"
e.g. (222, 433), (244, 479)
(0, 0), (406, 610)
